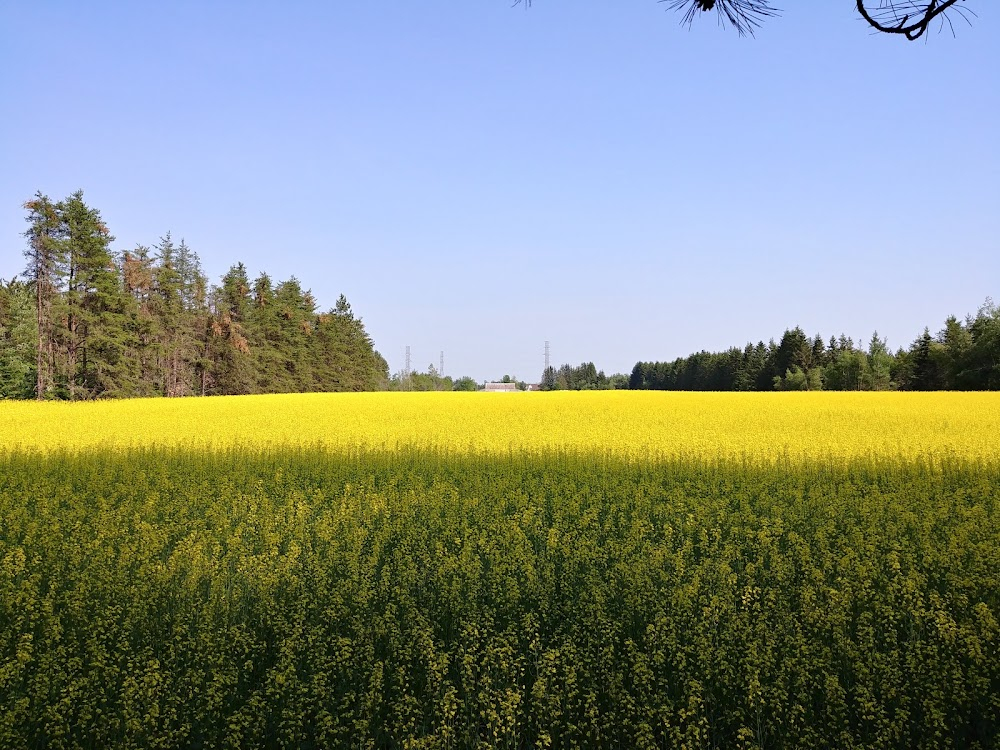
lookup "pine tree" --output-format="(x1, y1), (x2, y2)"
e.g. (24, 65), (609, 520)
(21, 193), (65, 399)
(774, 327), (812, 379)
(811, 334), (826, 369)
(909, 329), (943, 391)
(274, 278), (315, 391)
(541, 365), (557, 390)
(965, 300), (1000, 390)
(175, 240), (210, 396)
(940, 314), (973, 388)
(15, 195), (388, 399)
(752, 342), (771, 391)
(61, 191), (130, 398)
(152, 233), (186, 396)
(865, 332), (893, 391)
(121, 245), (158, 396)
(208, 264), (255, 394)
(328, 294), (387, 391)
(175, 239), (206, 313)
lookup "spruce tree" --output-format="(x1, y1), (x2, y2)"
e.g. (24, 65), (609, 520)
(21, 193), (65, 399)
(175, 240), (210, 395)
(865, 332), (893, 391)
(121, 245), (158, 396)
(274, 278), (315, 392)
(61, 191), (130, 398)
(965, 301), (1000, 390)
(909, 329), (943, 391)
(152, 233), (186, 395)
(208, 264), (255, 394)
(248, 271), (285, 392)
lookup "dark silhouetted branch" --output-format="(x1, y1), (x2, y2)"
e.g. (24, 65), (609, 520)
(511, 1), (975, 40)
(856, 0), (972, 41)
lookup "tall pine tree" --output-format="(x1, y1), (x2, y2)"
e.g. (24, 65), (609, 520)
(21, 193), (65, 399)
(61, 191), (131, 398)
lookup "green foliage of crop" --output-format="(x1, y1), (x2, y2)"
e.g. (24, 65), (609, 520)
(1, 449), (998, 749)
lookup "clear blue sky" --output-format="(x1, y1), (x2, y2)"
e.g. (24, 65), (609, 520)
(2, 1), (997, 383)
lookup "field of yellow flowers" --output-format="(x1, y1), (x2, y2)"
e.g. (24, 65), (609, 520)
(2, 392), (998, 748)
(4, 390), (999, 462)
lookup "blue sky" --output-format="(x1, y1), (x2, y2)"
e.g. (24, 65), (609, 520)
(2, 1), (997, 382)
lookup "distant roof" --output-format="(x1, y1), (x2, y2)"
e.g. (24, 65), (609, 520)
(484, 382), (518, 392)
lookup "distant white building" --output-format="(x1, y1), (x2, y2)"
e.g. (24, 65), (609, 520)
(483, 382), (519, 393)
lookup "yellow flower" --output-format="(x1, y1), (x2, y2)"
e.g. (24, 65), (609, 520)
(3, 391), (998, 463)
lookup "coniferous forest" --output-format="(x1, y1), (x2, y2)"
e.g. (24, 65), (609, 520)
(1, 192), (387, 400)
(542, 308), (1000, 392)
(627, 309), (1000, 392)
(3, 191), (999, 399)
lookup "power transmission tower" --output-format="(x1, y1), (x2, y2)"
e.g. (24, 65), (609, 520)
(404, 346), (411, 391)
(544, 341), (550, 372)
(440, 351), (444, 377)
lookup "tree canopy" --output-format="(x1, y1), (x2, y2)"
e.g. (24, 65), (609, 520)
(6, 192), (388, 400)
(627, 301), (1000, 393)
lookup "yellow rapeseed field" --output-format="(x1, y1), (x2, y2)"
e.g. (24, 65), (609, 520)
(2, 391), (997, 462)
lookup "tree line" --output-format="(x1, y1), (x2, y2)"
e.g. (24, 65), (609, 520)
(386, 365), (479, 392)
(1, 191), (387, 400)
(7, 192), (996, 399)
(387, 368), (529, 392)
(540, 362), (628, 391)
(628, 303), (1000, 392)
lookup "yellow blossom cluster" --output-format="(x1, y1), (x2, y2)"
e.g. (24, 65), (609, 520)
(4, 391), (998, 462)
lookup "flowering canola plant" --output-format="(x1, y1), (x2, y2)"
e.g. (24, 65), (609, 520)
(4, 391), (1000, 747)
(3, 391), (998, 462)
